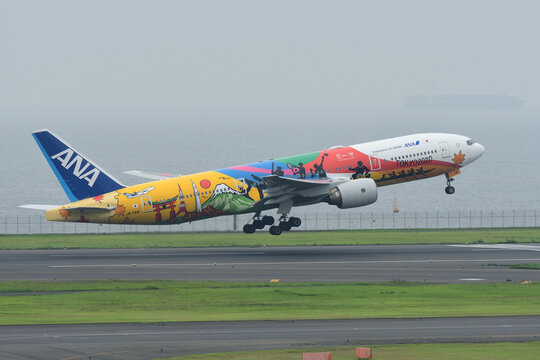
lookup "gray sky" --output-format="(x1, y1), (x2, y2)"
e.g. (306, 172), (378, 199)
(1, 0), (539, 110)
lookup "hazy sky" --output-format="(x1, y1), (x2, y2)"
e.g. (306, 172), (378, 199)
(1, 0), (539, 110)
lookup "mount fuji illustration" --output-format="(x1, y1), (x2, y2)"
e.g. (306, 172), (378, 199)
(204, 183), (252, 212)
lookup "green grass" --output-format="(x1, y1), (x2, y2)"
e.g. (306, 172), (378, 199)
(0, 227), (539, 250)
(158, 342), (540, 360)
(1, 280), (539, 325)
(508, 263), (540, 269)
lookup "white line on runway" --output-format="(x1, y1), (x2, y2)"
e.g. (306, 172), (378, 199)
(449, 244), (540, 252)
(459, 278), (487, 281)
(48, 258), (540, 268)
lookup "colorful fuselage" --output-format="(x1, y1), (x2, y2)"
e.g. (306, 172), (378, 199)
(45, 133), (485, 225)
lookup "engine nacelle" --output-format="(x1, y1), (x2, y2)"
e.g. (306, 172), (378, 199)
(327, 178), (378, 209)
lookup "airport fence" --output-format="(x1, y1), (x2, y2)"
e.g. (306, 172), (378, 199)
(1, 209), (539, 235)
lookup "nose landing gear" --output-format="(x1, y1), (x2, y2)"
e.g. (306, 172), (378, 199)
(445, 173), (455, 194)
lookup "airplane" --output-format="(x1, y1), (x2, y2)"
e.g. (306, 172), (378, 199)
(22, 130), (485, 235)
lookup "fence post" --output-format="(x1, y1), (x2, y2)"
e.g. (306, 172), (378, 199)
(480, 209), (483, 228)
(414, 211), (417, 229)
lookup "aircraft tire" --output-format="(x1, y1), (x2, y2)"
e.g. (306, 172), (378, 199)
(269, 225), (282, 236)
(289, 217), (302, 227)
(262, 215), (275, 226)
(445, 186), (455, 195)
(253, 220), (265, 229)
(279, 221), (292, 231)
(243, 224), (256, 234)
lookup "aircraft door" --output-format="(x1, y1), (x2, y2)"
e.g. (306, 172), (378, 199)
(439, 142), (450, 158)
(141, 195), (153, 213)
(368, 156), (381, 171)
(235, 178), (248, 194)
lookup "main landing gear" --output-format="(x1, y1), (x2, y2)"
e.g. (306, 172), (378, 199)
(242, 212), (275, 234)
(242, 212), (302, 235)
(445, 173), (455, 195)
(268, 215), (302, 236)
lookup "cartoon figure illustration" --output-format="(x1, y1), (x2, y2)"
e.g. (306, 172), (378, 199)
(294, 162), (307, 179)
(311, 154), (328, 178)
(349, 161), (370, 179)
(286, 162), (307, 179)
(271, 163), (285, 176)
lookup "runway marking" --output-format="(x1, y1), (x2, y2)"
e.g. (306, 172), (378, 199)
(49, 252), (265, 257)
(449, 244), (540, 252)
(459, 278), (487, 281)
(48, 258), (540, 268)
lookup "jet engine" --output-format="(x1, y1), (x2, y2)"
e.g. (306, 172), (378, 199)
(326, 178), (378, 209)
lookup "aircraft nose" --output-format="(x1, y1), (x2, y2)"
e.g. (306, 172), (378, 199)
(470, 143), (485, 162)
(476, 143), (485, 157)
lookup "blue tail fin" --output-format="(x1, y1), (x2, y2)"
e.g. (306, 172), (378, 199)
(32, 129), (125, 201)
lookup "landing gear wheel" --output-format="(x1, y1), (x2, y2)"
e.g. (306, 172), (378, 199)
(253, 219), (265, 229)
(269, 225), (282, 236)
(262, 215), (275, 226)
(279, 221), (292, 231)
(288, 217), (302, 227)
(445, 186), (455, 195)
(243, 224), (256, 234)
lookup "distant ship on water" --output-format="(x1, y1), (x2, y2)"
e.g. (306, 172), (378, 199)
(404, 94), (524, 110)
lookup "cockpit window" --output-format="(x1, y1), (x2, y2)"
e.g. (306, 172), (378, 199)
(466, 139), (475, 146)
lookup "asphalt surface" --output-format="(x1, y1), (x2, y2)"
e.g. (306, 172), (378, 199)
(1, 316), (540, 360)
(1, 243), (540, 283)
(1, 243), (540, 359)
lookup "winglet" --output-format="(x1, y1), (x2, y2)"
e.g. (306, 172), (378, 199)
(32, 129), (125, 201)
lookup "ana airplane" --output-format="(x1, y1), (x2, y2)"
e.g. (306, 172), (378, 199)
(23, 130), (484, 235)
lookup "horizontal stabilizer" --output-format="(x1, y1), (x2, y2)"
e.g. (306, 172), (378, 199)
(124, 170), (178, 180)
(20, 204), (60, 210)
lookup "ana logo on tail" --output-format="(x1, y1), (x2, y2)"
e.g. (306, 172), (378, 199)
(51, 148), (100, 187)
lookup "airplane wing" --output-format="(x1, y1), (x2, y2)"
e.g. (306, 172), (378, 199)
(124, 170), (180, 180)
(255, 175), (347, 206)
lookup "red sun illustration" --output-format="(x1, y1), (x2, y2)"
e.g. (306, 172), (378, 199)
(200, 179), (211, 189)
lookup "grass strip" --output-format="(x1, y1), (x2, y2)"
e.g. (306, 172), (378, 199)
(0, 228), (539, 250)
(0, 281), (539, 325)
(158, 342), (540, 360)
(507, 263), (540, 269)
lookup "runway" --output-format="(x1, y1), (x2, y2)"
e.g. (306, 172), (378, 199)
(1, 243), (539, 359)
(1, 243), (540, 283)
(1, 316), (540, 360)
